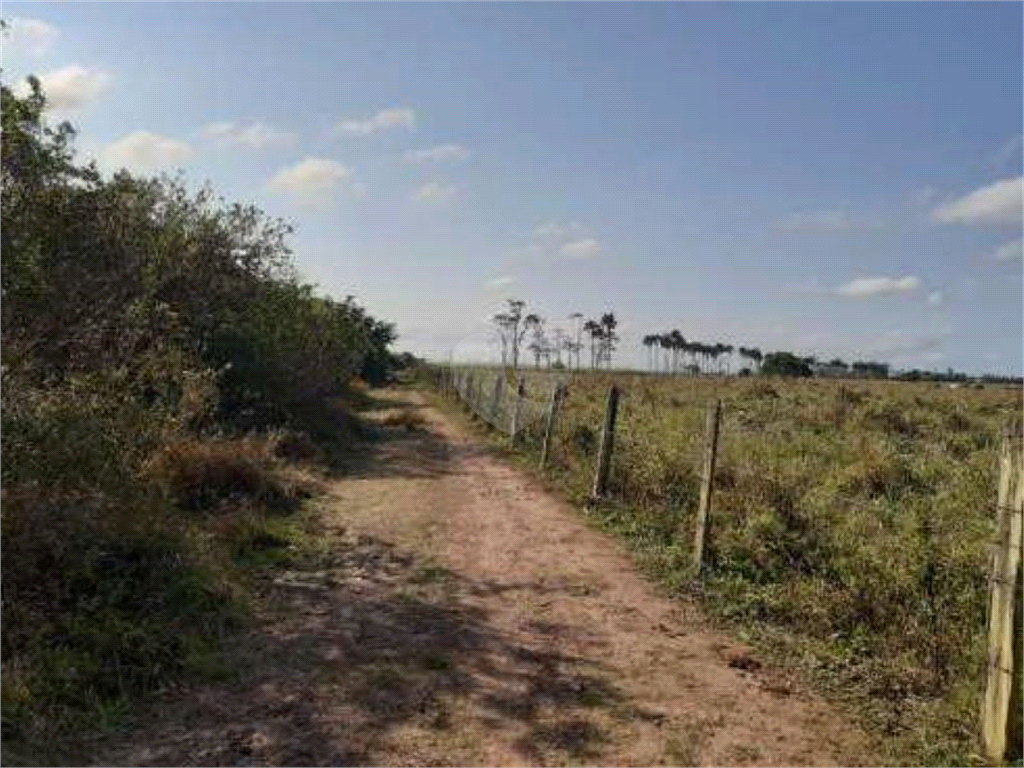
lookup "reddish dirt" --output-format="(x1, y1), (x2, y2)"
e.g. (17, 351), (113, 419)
(97, 389), (873, 766)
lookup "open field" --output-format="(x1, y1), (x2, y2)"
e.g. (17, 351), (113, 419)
(430, 367), (1023, 765)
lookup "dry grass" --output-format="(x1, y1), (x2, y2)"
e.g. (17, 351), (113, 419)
(380, 408), (429, 432)
(436, 368), (1022, 765)
(145, 435), (320, 514)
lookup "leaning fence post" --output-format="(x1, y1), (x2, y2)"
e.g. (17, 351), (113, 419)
(489, 373), (505, 428)
(511, 377), (526, 444)
(464, 372), (475, 415)
(539, 383), (566, 470)
(982, 420), (1023, 763)
(590, 385), (622, 500)
(693, 398), (722, 574)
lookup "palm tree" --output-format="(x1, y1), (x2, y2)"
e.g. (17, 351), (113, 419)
(722, 343), (734, 374)
(749, 347), (763, 374)
(658, 333), (671, 374)
(583, 319), (602, 369)
(568, 312), (584, 370)
(669, 330), (685, 374)
(598, 313), (618, 368)
(642, 334), (658, 372)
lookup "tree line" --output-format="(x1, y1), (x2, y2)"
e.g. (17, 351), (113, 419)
(491, 299), (619, 370)
(487, 304), (902, 379)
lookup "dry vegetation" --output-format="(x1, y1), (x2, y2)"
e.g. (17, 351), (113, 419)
(434, 367), (1022, 765)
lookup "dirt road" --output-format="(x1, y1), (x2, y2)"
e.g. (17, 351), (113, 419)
(100, 389), (872, 766)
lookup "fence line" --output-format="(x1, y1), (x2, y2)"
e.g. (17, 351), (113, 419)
(423, 364), (1023, 759)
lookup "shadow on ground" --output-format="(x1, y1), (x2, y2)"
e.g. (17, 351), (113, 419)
(94, 529), (655, 767)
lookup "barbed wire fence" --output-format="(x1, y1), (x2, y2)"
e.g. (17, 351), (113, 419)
(424, 363), (1022, 762)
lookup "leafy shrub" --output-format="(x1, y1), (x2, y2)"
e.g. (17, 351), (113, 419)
(0, 75), (393, 758)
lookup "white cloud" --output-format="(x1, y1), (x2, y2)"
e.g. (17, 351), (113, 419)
(486, 276), (516, 289)
(404, 144), (470, 163)
(991, 237), (1024, 262)
(100, 131), (193, 172)
(772, 209), (851, 233)
(926, 290), (944, 307)
(267, 158), (354, 203)
(533, 220), (585, 241)
(17, 65), (109, 113)
(931, 177), (1022, 227)
(335, 107), (415, 137)
(200, 121), (297, 149)
(560, 238), (602, 260)
(528, 221), (603, 261)
(412, 181), (456, 203)
(835, 275), (920, 298)
(4, 17), (59, 56)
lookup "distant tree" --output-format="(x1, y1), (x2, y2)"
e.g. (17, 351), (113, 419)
(568, 312), (584, 370)
(658, 333), (672, 373)
(583, 319), (601, 369)
(597, 312), (618, 368)
(490, 299), (534, 370)
(642, 334), (659, 372)
(669, 330), (685, 374)
(748, 347), (763, 373)
(526, 314), (546, 368)
(761, 351), (813, 377)
(552, 328), (567, 368)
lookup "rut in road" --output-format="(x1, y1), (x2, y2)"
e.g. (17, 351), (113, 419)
(100, 388), (873, 767)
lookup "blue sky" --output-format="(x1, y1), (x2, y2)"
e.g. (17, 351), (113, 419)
(3, 2), (1022, 373)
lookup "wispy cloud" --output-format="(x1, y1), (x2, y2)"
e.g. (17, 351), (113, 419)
(4, 17), (59, 56)
(560, 238), (602, 260)
(200, 121), (297, 149)
(16, 65), (109, 114)
(531, 220), (602, 260)
(926, 290), (944, 307)
(485, 276), (516, 289)
(991, 237), (1023, 262)
(835, 275), (920, 298)
(412, 181), (457, 203)
(533, 220), (585, 241)
(334, 107), (415, 137)
(931, 176), (1022, 227)
(771, 209), (851, 233)
(100, 131), (192, 172)
(267, 157), (354, 204)
(404, 144), (470, 163)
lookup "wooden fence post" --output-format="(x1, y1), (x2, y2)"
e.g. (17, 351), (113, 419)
(982, 420), (1023, 763)
(590, 385), (622, 500)
(693, 399), (722, 574)
(539, 383), (566, 470)
(490, 373), (505, 428)
(470, 373), (481, 417)
(511, 377), (526, 444)
(464, 372), (475, 414)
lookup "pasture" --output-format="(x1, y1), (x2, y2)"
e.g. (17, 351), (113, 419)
(434, 367), (1023, 764)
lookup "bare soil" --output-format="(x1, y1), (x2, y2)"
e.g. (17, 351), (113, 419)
(96, 389), (874, 766)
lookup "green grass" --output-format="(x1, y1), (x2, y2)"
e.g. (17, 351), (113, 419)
(429, 367), (1022, 765)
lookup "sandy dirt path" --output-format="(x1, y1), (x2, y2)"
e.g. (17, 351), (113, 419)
(99, 388), (872, 767)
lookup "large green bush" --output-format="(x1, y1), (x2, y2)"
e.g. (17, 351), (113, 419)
(1, 75), (398, 758)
